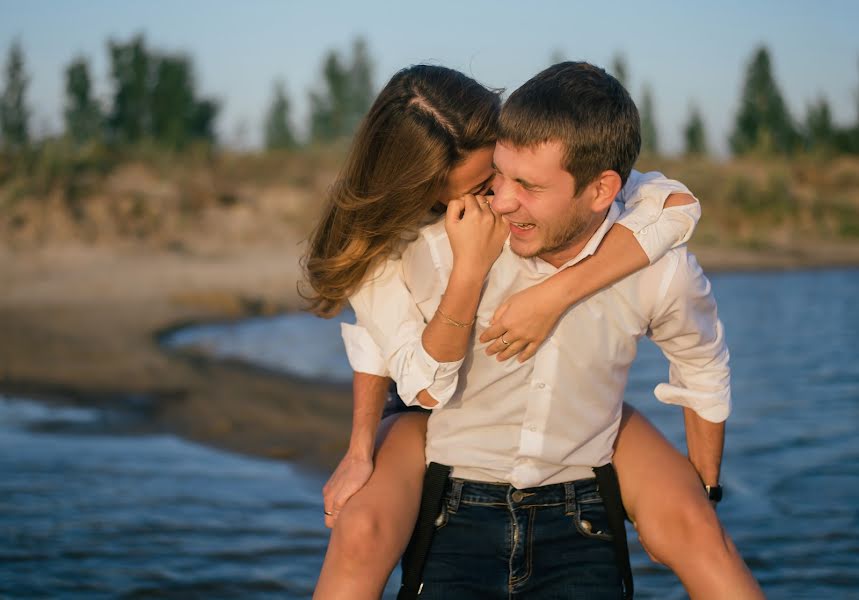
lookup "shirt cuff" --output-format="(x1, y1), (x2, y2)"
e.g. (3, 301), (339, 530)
(632, 203), (702, 264)
(653, 382), (731, 423)
(340, 322), (389, 377)
(394, 344), (463, 410)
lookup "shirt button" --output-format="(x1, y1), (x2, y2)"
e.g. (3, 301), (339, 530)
(537, 382), (546, 389)
(529, 426), (537, 432)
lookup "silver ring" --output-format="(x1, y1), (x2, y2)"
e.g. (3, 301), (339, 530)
(324, 510), (334, 516)
(500, 334), (511, 346)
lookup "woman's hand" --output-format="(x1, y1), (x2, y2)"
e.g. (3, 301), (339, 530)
(479, 277), (569, 362)
(322, 451), (374, 528)
(445, 194), (508, 279)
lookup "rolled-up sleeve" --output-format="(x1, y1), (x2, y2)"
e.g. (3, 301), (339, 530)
(647, 248), (731, 423)
(347, 257), (462, 408)
(616, 170), (701, 264)
(340, 322), (388, 377)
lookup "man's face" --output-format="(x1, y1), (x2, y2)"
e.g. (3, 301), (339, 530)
(491, 140), (594, 264)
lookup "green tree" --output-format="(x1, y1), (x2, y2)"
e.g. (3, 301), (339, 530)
(611, 53), (629, 89)
(265, 81), (296, 150)
(150, 54), (195, 149)
(347, 37), (374, 131)
(188, 98), (218, 144)
(0, 41), (30, 150)
(64, 57), (102, 144)
(640, 84), (659, 155)
(730, 46), (798, 155)
(309, 37), (375, 142)
(683, 104), (708, 156)
(107, 34), (151, 143)
(803, 96), (835, 153)
(310, 51), (348, 142)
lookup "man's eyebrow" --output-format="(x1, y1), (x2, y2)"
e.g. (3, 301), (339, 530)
(492, 162), (543, 190)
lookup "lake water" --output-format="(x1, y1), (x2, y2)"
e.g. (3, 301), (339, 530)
(4, 268), (859, 598)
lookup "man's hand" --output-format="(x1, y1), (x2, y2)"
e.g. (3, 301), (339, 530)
(480, 277), (568, 362)
(322, 452), (374, 528)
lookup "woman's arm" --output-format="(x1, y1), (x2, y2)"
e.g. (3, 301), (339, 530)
(349, 194), (507, 409)
(322, 372), (390, 527)
(481, 172), (700, 361)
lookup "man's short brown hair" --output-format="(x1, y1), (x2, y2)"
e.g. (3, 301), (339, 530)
(499, 61), (641, 193)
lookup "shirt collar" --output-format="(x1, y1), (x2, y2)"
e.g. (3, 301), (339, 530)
(521, 201), (623, 274)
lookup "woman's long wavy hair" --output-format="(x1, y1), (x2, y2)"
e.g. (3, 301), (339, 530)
(302, 65), (501, 317)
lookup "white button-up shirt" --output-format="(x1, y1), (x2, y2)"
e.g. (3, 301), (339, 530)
(343, 172), (729, 488)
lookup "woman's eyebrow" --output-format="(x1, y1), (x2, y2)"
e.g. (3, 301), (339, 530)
(468, 173), (495, 193)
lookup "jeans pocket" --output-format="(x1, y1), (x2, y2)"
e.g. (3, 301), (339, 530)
(433, 505), (450, 531)
(574, 493), (614, 542)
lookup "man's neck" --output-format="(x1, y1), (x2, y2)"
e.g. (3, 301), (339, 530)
(538, 215), (606, 269)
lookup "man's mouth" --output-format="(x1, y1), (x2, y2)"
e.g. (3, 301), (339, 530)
(510, 221), (536, 231)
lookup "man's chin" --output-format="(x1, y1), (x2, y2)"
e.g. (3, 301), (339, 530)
(509, 238), (542, 259)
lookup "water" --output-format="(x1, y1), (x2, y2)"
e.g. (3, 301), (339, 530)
(0, 398), (330, 599)
(5, 268), (859, 598)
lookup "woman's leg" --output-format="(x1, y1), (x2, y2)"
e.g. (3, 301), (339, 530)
(314, 411), (429, 600)
(613, 403), (764, 599)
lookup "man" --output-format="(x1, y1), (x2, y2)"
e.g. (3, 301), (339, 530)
(336, 62), (735, 598)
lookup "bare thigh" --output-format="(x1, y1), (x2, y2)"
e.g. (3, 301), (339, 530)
(335, 411), (429, 554)
(613, 403), (709, 525)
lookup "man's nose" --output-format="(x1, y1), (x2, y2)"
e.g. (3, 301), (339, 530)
(490, 182), (519, 215)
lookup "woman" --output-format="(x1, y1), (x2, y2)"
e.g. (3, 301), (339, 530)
(303, 65), (762, 599)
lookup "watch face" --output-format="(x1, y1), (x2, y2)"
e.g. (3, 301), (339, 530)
(706, 485), (723, 502)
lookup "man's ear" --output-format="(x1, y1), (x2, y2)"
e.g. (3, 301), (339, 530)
(588, 170), (622, 214)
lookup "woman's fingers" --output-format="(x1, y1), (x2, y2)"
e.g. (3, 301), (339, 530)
(495, 338), (528, 361)
(480, 320), (507, 344)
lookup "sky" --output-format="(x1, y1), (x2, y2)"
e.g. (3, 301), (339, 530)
(1, 0), (857, 155)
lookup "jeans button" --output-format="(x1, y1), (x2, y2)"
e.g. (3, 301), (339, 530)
(580, 519), (593, 533)
(511, 490), (525, 502)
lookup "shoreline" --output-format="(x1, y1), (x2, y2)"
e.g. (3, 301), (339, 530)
(3, 240), (859, 473)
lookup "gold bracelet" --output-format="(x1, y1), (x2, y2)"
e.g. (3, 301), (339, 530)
(436, 306), (475, 328)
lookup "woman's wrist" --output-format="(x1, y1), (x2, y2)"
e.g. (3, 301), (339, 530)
(545, 267), (584, 311)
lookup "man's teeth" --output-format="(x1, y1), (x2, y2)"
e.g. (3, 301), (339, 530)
(514, 222), (535, 230)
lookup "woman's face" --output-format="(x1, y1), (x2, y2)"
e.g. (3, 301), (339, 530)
(440, 145), (496, 206)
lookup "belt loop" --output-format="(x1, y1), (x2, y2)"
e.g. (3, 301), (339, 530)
(447, 478), (464, 513)
(564, 481), (576, 515)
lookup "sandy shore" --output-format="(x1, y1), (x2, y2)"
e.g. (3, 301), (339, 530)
(0, 240), (353, 470)
(2, 239), (858, 473)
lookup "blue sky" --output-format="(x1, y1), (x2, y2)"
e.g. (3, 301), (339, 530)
(1, 0), (857, 154)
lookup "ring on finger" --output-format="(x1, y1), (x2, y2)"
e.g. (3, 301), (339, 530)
(500, 334), (511, 346)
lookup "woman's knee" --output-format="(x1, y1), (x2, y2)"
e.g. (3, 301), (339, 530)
(330, 500), (402, 563)
(636, 496), (730, 567)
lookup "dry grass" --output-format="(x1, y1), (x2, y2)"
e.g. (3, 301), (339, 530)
(2, 146), (859, 255)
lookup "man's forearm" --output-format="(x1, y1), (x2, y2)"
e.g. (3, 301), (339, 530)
(683, 407), (725, 486)
(348, 372), (391, 460)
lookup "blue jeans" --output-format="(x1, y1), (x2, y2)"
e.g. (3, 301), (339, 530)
(418, 477), (622, 599)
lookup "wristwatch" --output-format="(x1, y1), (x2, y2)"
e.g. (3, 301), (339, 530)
(704, 484), (723, 503)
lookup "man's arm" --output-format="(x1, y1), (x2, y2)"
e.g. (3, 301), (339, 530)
(648, 248), (731, 486)
(322, 372), (389, 527)
(481, 171), (701, 361)
(683, 407), (724, 487)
